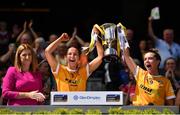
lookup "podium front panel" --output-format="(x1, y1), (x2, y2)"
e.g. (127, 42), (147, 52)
(50, 91), (123, 105)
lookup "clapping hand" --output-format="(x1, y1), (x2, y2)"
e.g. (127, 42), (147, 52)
(165, 69), (174, 78)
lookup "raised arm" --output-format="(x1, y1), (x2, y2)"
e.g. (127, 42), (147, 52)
(45, 33), (69, 72)
(66, 27), (86, 47)
(16, 21), (27, 43)
(148, 16), (158, 42)
(66, 27), (78, 47)
(124, 47), (137, 75)
(75, 35), (86, 46)
(89, 39), (104, 74)
(89, 26), (104, 74)
(28, 20), (39, 40)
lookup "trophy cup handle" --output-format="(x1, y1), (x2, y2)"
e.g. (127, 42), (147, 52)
(86, 24), (104, 55)
(116, 22), (130, 63)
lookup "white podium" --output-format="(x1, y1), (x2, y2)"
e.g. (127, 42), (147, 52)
(50, 91), (123, 105)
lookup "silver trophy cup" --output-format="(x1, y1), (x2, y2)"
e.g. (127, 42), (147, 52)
(101, 23), (118, 62)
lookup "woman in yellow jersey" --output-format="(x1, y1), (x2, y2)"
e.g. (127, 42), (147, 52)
(45, 27), (103, 91)
(124, 47), (175, 105)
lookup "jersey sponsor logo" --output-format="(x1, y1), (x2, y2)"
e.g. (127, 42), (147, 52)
(65, 78), (81, 86)
(140, 84), (152, 95)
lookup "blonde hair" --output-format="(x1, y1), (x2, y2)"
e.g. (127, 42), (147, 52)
(14, 44), (38, 72)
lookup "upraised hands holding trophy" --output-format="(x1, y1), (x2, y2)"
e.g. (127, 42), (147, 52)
(87, 22), (129, 63)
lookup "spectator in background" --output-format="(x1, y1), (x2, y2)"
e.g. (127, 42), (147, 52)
(124, 47), (176, 105)
(33, 37), (47, 62)
(46, 34), (58, 45)
(163, 57), (180, 95)
(119, 68), (136, 105)
(0, 43), (16, 65)
(119, 58), (140, 105)
(146, 39), (155, 50)
(148, 16), (180, 69)
(139, 40), (147, 58)
(138, 39), (148, 68)
(10, 23), (22, 43)
(2, 44), (45, 105)
(126, 29), (142, 63)
(0, 21), (11, 55)
(45, 26), (104, 91)
(16, 20), (38, 46)
(38, 59), (56, 105)
(0, 43), (16, 81)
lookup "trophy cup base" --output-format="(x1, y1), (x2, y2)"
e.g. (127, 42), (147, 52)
(104, 48), (118, 63)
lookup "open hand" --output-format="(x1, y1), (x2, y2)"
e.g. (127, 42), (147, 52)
(29, 90), (45, 102)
